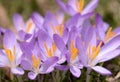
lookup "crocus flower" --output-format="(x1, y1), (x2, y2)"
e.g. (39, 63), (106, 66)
(54, 28), (83, 78)
(95, 14), (120, 44)
(13, 13), (36, 41)
(0, 30), (24, 75)
(56, 0), (99, 16)
(21, 40), (58, 80)
(37, 29), (66, 64)
(76, 27), (120, 75)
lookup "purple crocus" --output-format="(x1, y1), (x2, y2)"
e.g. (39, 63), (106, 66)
(37, 29), (66, 64)
(56, 0), (99, 16)
(95, 14), (120, 44)
(54, 28), (83, 78)
(13, 13), (36, 41)
(0, 30), (24, 75)
(76, 27), (120, 75)
(21, 39), (58, 80)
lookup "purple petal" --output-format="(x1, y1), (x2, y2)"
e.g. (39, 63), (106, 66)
(65, 13), (81, 29)
(77, 13), (93, 27)
(92, 66), (112, 75)
(3, 30), (17, 49)
(113, 27), (120, 34)
(53, 34), (66, 52)
(82, 0), (99, 15)
(99, 35), (120, 56)
(13, 13), (24, 31)
(97, 49), (120, 62)
(95, 14), (109, 41)
(56, 0), (76, 16)
(70, 66), (81, 78)
(38, 29), (52, 46)
(62, 28), (69, 44)
(55, 64), (69, 71)
(41, 56), (58, 73)
(28, 72), (37, 80)
(0, 50), (9, 67)
(21, 59), (32, 70)
(31, 12), (44, 29)
(56, 9), (65, 24)
(20, 42), (33, 59)
(11, 67), (24, 75)
(76, 37), (87, 66)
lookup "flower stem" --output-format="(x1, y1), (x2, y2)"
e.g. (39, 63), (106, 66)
(86, 68), (91, 82)
(17, 75), (23, 82)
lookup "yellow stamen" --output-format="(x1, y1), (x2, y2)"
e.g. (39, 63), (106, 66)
(76, 0), (84, 13)
(104, 27), (114, 42)
(56, 24), (64, 36)
(26, 20), (33, 33)
(4, 47), (14, 62)
(52, 42), (57, 52)
(50, 22), (64, 36)
(91, 41), (102, 60)
(32, 55), (40, 69)
(44, 43), (53, 57)
(70, 41), (78, 60)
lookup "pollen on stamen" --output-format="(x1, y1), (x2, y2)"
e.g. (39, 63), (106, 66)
(26, 20), (33, 33)
(76, 0), (84, 13)
(104, 27), (114, 42)
(70, 41), (78, 60)
(32, 55), (40, 69)
(4, 47), (14, 62)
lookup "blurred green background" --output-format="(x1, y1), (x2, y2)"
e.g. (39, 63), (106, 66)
(0, 0), (119, 82)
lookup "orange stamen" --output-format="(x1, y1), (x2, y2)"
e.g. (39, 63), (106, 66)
(70, 41), (78, 60)
(32, 55), (40, 69)
(76, 0), (84, 13)
(104, 27), (114, 42)
(26, 20), (33, 33)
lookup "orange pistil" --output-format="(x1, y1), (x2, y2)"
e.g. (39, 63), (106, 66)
(70, 41), (78, 60)
(104, 27), (114, 42)
(26, 20), (33, 33)
(50, 22), (64, 36)
(44, 42), (57, 57)
(32, 55), (40, 69)
(4, 46), (16, 62)
(88, 41), (102, 60)
(76, 0), (84, 13)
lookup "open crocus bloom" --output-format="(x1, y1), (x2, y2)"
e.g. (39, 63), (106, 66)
(76, 27), (120, 75)
(95, 14), (120, 44)
(21, 41), (58, 80)
(37, 29), (66, 64)
(42, 11), (68, 41)
(13, 13), (36, 41)
(0, 30), (24, 75)
(56, 0), (99, 16)
(54, 28), (83, 78)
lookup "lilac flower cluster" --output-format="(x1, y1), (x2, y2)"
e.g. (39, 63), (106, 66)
(0, 0), (120, 80)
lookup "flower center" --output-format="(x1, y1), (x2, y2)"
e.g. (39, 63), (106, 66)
(32, 55), (40, 69)
(4, 45), (16, 62)
(70, 41), (78, 61)
(88, 41), (102, 60)
(104, 27), (114, 42)
(26, 20), (34, 33)
(50, 22), (64, 36)
(76, 0), (84, 13)
(44, 42), (57, 57)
